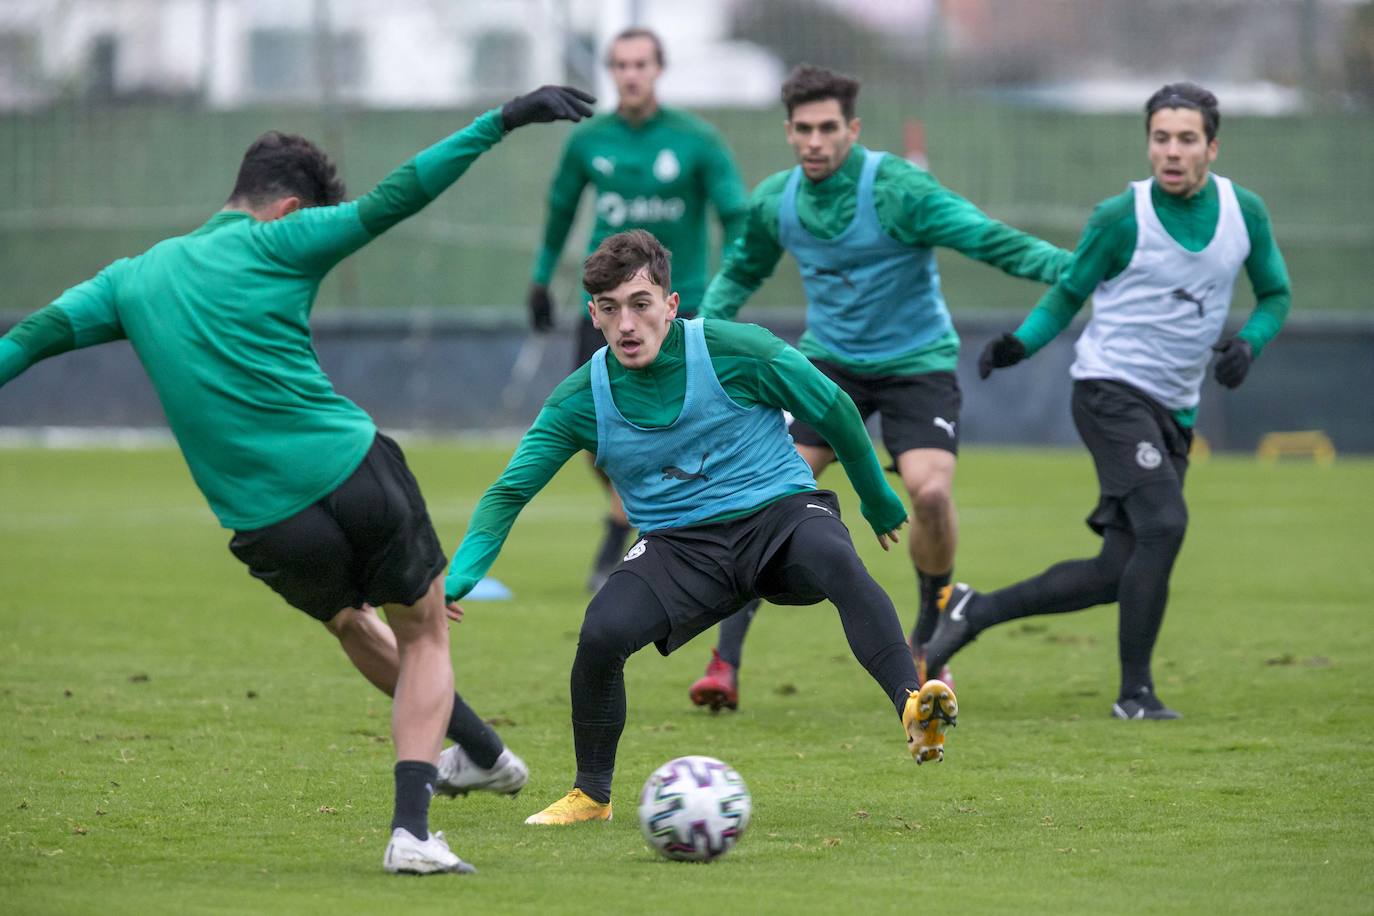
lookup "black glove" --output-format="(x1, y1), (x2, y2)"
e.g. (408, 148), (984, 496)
(978, 332), (1027, 379)
(1212, 337), (1253, 389)
(528, 284), (554, 333)
(501, 86), (596, 132)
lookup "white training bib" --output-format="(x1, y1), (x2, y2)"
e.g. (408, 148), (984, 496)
(1071, 175), (1251, 410)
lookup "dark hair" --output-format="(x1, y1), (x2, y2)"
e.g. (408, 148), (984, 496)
(607, 27), (665, 67)
(781, 64), (861, 120)
(1145, 82), (1220, 141)
(583, 230), (672, 296)
(227, 131), (345, 209)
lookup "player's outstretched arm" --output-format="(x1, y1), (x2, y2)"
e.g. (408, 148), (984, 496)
(0, 270), (125, 388)
(699, 176), (788, 321)
(261, 86), (595, 276)
(444, 389), (590, 602)
(978, 282), (1084, 380)
(702, 131), (750, 248)
(529, 130), (595, 332)
(882, 158), (1069, 284)
(727, 322), (906, 542)
(980, 201), (1134, 379)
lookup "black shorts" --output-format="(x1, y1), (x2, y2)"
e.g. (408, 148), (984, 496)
(610, 490), (853, 655)
(789, 360), (961, 459)
(574, 310), (699, 368)
(228, 433), (447, 622)
(1072, 379), (1193, 535)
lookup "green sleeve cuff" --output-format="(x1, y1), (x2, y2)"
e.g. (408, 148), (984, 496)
(1013, 284), (1085, 356)
(1235, 291), (1290, 358)
(446, 531), (506, 599)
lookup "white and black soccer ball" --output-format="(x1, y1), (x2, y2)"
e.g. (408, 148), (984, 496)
(638, 755), (751, 862)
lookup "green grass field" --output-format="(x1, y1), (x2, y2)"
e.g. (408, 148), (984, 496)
(1, 443), (1371, 914)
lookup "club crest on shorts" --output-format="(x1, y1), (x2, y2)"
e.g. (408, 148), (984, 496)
(624, 539), (648, 562)
(1136, 441), (1163, 470)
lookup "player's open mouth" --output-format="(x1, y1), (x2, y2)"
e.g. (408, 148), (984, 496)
(619, 338), (641, 354)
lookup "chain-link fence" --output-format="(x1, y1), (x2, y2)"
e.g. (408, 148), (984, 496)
(2, 0), (1371, 315)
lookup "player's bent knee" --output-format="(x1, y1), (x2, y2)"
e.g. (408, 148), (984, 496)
(910, 481), (952, 521)
(575, 622), (639, 666)
(1090, 553), (1128, 590)
(386, 597), (448, 645)
(1127, 485), (1189, 547)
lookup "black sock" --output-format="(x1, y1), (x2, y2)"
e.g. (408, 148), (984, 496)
(913, 569), (952, 647)
(974, 527), (1135, 629)
(593, 517), (634, 574)
(391, 760), (438, 840)
(573, 769), (613, 805)
(716, 598), (760, 669)
(447, 691), (504, 770)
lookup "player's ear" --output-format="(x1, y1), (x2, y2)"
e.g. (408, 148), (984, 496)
(665, 291), (679, 321)
(269, 196), (303, 220)
(849, 117), (861, 139)
(1206, 136), (1218, 162)
(587, 298), (599, 327)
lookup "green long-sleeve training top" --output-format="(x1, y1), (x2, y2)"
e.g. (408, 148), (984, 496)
(532, 107), (748, 314)
(701, 145), (1072, 374)
(446, 318), (907, 599)
(1010, 174), (1291, 426)
(0, 109), (506, 529)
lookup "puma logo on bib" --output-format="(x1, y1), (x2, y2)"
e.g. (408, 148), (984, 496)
(1136, 441), (1163, 470)
(662, 453), (711, 482)
(624, 539), (647, 561)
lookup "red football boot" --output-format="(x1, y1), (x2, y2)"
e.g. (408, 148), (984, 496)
(688, 648), (739, 713)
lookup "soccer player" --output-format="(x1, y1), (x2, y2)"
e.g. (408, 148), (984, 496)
(924, 82), (1291, 720)
(0, 86), (595, 873)
(688, 64), (1071, 708)
(445, 230), (958, 825)
(526, 27), (749, 593)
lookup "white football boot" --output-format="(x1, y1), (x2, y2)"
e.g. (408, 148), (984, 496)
(436, 745), (529, 797)
(383, 828), (476, 875)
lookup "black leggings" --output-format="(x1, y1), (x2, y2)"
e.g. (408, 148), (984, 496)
(569, 518), (919, 802)
(980, 479), (1188, 695)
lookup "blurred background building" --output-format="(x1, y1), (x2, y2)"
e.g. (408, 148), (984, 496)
(1, 0), (1371, 449)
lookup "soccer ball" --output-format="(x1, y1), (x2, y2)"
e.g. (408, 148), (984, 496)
(638, 755), (751, 862)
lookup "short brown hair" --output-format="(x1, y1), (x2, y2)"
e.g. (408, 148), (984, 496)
(583, 230), (672, 297)
(781, 64), (860, 120)
(606, 27), (665, 67)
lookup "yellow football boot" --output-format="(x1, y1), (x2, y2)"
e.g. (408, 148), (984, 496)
(903, 679), (958, 764)
(523, 789), (613, 825)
